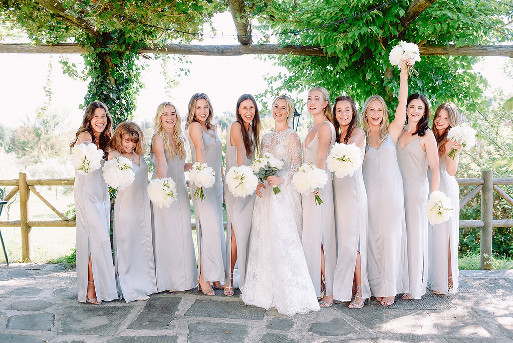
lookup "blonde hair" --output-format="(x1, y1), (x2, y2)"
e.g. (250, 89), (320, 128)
(361, 95), (390, 143)
(272, 94), (295, 122)
(185, 93), (214, 130)
(309, 87), (333, 123)
(109, 121), (144, 156)
(154, 102), (186, 159)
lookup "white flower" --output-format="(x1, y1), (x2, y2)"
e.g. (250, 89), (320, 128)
(250, 152), (284, 194)
(427, 191), (453, 225)
(148, 177), (177, 208)
(226, 165), (258, 198)
(188, 162), (215, 200)
(327, 143), (362, 178)
(389, 41), (421, 69)
(447, 123), (477, 159)
(292, 163), (328, 205)
(71, 143), (103, 175)
(102, 156), (135, 190)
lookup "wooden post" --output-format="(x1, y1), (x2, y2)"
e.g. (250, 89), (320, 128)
(19, 172), (31, 262)
(480, 170), (493, 269)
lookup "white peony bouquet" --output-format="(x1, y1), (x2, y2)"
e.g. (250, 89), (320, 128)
(147, 177), (177, 208)
(427, 191), (453, 225)
(250, 152), (285, 194)
(447, 123), (476, 160)
(226, 165), (259, 198)
(389, 41), (421, 76)
(327, 143), (363, 178)
(102, 156), (135, 190)
(71, 143), (104, 175)
(188, 162), (215, 200)
(292, 163), (328, 205)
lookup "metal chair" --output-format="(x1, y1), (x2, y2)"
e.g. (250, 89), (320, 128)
(0, 201), (9, 265)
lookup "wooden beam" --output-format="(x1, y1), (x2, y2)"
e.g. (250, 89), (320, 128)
(228, 0), (251, 45)
(420, 45), (513, 57)
(400, 0), (438, 29)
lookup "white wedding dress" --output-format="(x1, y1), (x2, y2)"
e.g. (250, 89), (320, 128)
(241, 128), (320, 316)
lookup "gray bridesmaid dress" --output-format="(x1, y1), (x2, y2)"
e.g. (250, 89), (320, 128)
(74, 160), (118, 303)
(224, 125), (255, 288)
(332, 141), (371, 302)
(151, 149), (197, 292)
(189, 130), (225, 282)
(113, 157), (157, 302)
(363, 135), (408, 298)
(301, 121), (337, 297)
(397, 134), (429, 299)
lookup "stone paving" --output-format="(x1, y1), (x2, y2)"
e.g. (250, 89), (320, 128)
(0, 264), (512, 342)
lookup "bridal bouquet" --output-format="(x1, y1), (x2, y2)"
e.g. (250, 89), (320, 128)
(389, 41), (421, 76)
(188, 162), (215, 200)
(226, 165), (259, 198)
(292, 163), (328, 205)
(427, 191), (453, 225)
(447, 123), (476, 159)
(250, 152), (284, 194)
(326, 143), (363, 178)
(147, 177), (177, 208)
(71, 143), (104, 175)
(102, 156), (135, 190)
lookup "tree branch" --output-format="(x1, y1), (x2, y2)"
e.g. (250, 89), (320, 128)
(228, 0), (251, 45)
(400, 0), (437, 29)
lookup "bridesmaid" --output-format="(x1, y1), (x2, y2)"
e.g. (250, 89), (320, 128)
(362, 61), (409, 306)
(302, 87), (337, 308)
(72, 101), (117, 304)
(186, 93), (225, 295)
(224, 94), (260, 296)
(429, 102), (461, 294)
(108, 122), (157, 302)
(331, 95), (370, 308)
(151, 102), (197, 292)
(398, 94), (440, 300)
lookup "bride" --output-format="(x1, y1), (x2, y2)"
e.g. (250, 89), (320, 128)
(241, 95), (319, 316)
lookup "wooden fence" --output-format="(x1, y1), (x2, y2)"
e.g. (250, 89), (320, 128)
(1, 171), (512, 268)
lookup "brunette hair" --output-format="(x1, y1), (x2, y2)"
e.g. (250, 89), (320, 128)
(332, 95), (358, 143)
(185, 93), (214, 130)
(154, 102), (186, 159)
(432, 102), (461, 156)
(109, 121), (144, 156)
(361, 95), (389, 143)
(407, 93), (430, 137)
(71, 101), (113, 152)
(309, 87), (333, 122)
(235, 94), (260, 158)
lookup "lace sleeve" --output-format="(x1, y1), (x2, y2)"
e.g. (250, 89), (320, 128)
(288, 132), (302, 173)
(261, 132), (271, 154)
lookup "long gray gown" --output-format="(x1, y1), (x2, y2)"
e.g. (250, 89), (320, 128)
(428, 158), (459, 294)
(74, 159), (118, 303)
(189, 130), (225, 282)
(363, 135), (408, 298)
(332, 140), (371, 302)
(301, 121), (337, 298)
(151, 149), (197, 292)
(397, 135), (429, 299)
(224, 125), (255, 288)
(113, 157), (157, 302)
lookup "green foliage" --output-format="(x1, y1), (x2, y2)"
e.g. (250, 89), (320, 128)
(48, 248), (76, 270)
(458, 252), (513, 270)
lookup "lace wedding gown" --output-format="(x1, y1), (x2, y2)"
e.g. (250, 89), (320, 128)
(241, 128), (320, 316)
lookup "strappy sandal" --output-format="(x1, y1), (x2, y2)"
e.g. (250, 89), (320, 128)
(198, 280), (215, 296)
(86, 281), (101, 304)
(319, 300), (333, 308)
(348, 286), (365, 309)
(379, 297), (395, 306)
(224, 284), (234, 297)
(401, 293), (414, 300)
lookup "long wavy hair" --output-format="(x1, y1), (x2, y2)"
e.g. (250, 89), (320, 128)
(185, 93), (214, 130)
(109, 121), (144, 156)
(71, 101), (113, 153)
(309, 87), (333, 123)
(407, 93), (430, 137)
(272, 94), (295, 123)
(432, 102), (460, 156)
(235, 94), (260, 158)
(333, 95), (358, 143)
(361, 95), (389, 143)
(154, 102), (186, 159)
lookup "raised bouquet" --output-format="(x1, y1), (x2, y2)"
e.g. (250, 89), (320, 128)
(188, 162), (215, 200)
(250, 152), (284, 195)
(292, 163), (328, 206)
(102, 156), (135, 190)
(389, 41), (421, 76)
(71, 143), (104, 175)
(147, 177), (177, 208)
(226, 165), (258, 198)
(326, 143), (363, 178)
(447, 123), (476, 159)
(427, 191), (453, 225)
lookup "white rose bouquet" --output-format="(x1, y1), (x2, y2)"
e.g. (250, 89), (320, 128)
(327, 143), (363, 178)
(250, 152), (285, 195)
(102, 156), (135, 190)
(71, 143), (104, 175)
(226, 165), (258, 198)
(147, 177), (177, 208)
(188, 162), (215, 200)
(292, 163), (328, 205)
(389, 41), (421, 76)
(427, 191), (453, 225)
(447, 123), (476, 159)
